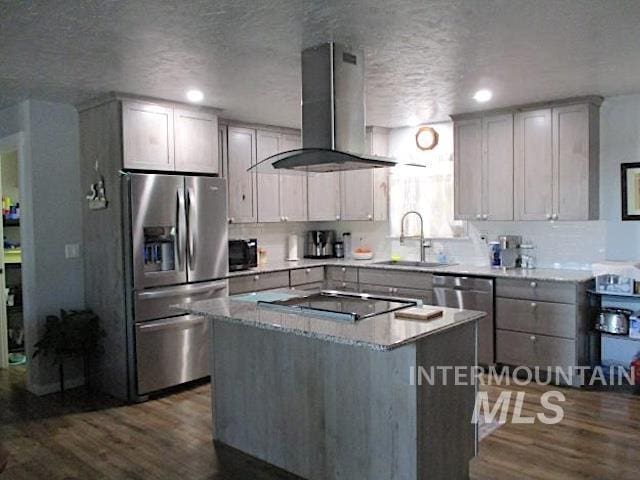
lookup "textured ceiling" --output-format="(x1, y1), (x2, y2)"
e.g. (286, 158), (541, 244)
(1, 0), (640, 128)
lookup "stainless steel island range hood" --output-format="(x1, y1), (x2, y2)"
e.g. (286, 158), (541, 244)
(251, 43), (398, 173)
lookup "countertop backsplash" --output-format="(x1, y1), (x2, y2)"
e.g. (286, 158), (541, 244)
(230, 218), (607, 271)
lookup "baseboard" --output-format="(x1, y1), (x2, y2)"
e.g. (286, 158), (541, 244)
(28, 376), (86, 396)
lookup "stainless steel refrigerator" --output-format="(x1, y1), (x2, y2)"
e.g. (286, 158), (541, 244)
(126, 173), (228, 398)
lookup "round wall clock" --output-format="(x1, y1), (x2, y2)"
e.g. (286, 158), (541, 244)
(415, 126), (439, 151)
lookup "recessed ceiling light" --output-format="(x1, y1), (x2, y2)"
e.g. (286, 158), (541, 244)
(186, 89), (204, 103)
(473, 89), (493, 103)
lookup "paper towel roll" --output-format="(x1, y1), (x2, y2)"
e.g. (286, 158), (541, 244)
(287, 234), (299, 261)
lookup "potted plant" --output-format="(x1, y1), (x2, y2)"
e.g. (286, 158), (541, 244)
(32, 309), (104, 393)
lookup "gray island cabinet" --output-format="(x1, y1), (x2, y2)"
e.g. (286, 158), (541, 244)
(180, 294), (484, 480)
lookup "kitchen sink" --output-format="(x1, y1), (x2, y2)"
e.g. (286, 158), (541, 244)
(373, 260), (451, 268)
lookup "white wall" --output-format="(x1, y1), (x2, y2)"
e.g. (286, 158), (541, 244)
(600, 95), (640, 260)
(0, 100), (85, 394)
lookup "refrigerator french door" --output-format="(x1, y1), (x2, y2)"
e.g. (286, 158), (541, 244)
(128, 173), (228, 397)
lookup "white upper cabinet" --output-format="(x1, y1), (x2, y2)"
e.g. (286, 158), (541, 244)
(337, 127), (389, 222)
(308, 172), (341, 221)
(482, 114), (514, 220)
(174, 109), (219, 174)
(454, 118), (483, 220)
(227, 127), (257, 223)
(368, 127), (390, 222)
(279, 134), (307, 222)
(552, 103), (599, 220)
(514, 109), (553, 221)
(515, 102), (599, 221)
(454, 115), (513, 221)
(123, 101), (174, 171)
(256, 130), (282, 223)
(122, 100), (219, 174)
(340, 170), (374, 221)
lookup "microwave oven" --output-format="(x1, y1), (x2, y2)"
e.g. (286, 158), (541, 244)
(228, 239), (258, 271)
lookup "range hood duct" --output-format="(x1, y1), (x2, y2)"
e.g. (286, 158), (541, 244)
(250, 43), (398, 173)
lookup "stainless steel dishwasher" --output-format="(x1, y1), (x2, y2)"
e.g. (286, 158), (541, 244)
(433, 275), (494, 365)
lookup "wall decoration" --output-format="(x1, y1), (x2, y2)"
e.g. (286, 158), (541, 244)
(621, 162), (640, 220)
(415, 126), (439, 151)
(86, 159), (108, 210)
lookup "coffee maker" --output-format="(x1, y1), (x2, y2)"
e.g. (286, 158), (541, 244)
(305, 230), (336, 258)
(498, 235), (521, 269)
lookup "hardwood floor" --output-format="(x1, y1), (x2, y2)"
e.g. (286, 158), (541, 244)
(1, 366), (639, 479)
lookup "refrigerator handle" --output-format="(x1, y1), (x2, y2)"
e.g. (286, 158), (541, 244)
(176, 187), (186, 271)
(187, 187), (196, 271)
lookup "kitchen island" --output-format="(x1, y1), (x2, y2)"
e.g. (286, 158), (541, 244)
(180, 291), (485, 480)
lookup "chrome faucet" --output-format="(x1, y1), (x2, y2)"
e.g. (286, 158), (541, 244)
(400, 210), (427, 262)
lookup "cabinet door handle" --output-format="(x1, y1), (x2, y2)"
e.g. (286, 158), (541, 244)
(530, 281), (537, 288)
(531, 302), (537, 309)
(475, 214), (482, 220)
(546, 213), (552, 220)
(336, 215), (341, 220)
(388, 287), (394, 293)
(552, 214), (558, 220)
(341, 267), (346, 272)
(254, 275), (260, 281)
(305, 268), (311, 273)
(228, 217), (234, 224)
(367, 214), (372, 220)
(482, 214), (488, 220)
(530, 335), (537, 342)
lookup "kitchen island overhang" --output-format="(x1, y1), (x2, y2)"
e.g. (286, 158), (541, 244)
(179, 292), (485, 480)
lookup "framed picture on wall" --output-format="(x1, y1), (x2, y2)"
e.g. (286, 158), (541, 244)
(621, 162), (640, 220)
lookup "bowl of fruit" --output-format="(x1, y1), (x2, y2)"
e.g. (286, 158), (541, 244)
(353, 247), (374, 260)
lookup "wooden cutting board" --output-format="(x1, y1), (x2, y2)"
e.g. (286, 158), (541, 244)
(395, 307), (444, 321)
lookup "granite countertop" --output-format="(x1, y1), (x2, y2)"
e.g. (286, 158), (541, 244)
(177, 290), (485, 351)
(226, 258), (595, 283)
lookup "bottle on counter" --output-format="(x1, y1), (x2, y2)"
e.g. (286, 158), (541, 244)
(342, 232), (352, 259)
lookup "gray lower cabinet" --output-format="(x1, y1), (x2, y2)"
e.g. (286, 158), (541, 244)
(494, 278), (590, 385)
(359, 283), (433, 304)
(496, 330), (575, 369)
(228, 271), (290, 294)
(325, 266), (359, 284)
(290, 267), (325, 287)
(358, 268), (433, 290)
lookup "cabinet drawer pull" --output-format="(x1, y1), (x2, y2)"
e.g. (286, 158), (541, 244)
(530, 281), (537, 288)
(530, 335), (537, 342)
(475, 214), (482, 220)
(531, 302), (537, 309)
(336, 215), (341, 220)
(305, 268), (311, 274)
(552, 214), (558, 220)
(388, 287), (394, 293)
(341, 267), (346, 272)
(367, 214), (373, 220)
(482, 214), (488, 220)
(253, 275), (260, 281)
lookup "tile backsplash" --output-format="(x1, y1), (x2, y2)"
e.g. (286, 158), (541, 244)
(232, 219), (606, 270)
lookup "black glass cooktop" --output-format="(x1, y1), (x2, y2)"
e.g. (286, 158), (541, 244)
(257, 290), (417, 322)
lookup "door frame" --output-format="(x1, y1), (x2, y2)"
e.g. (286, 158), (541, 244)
(0, 132), (25, 369)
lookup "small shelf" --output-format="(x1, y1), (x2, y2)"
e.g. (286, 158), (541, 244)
(588, 289), (640, 299)
(599, 332), (640, 343)
(3, 218), (20, 227)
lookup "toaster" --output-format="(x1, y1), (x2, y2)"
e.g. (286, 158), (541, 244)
(595, 307), (632, 335)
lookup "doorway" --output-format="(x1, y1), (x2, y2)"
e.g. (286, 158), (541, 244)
(0, 133), (25, 372)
